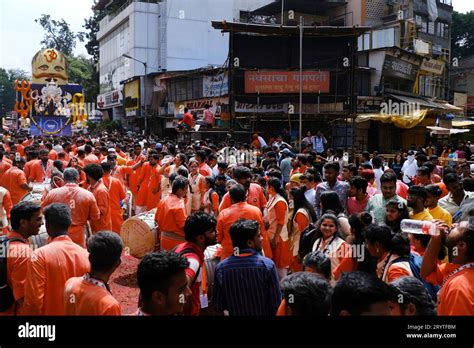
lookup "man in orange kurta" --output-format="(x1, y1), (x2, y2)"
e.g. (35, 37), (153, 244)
(0, 202), (43, 316)
(83, 144), (99, 167)
(219, 166), (267, 213)
(155, 176), (188, 251)
(22, 203), (90, 316)
(216, 184), (272, 260)
(137, 154), (162, 212)
(27, 149), (53, 183)
(41, 168), (100, 247)
(64, 232), (122, 315)
(127, 144), (146, 212)
(84, 164), (112, 233)
(101, 162), (126, 234)
(2, 159), (31, 205)
(0, 151), (12, 182)
(107, 154), (136, 188)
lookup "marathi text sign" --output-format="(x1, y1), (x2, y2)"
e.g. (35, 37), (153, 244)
(244, 71), (330, 94)
(420, 58), (445, 75)
(383, 56), (419, 81)
(235, 102), (288, 113)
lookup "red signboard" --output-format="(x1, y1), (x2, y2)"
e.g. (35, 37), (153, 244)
(244, 71), (330, 94)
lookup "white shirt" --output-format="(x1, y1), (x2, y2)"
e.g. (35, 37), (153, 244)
(401, 156), (418, 184)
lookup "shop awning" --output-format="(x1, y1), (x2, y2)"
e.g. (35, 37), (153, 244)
(355, 109), (429, 129)
(388, 94), (464, 112)
(388, 94), (435, 109)
(441, 103), (464, 112)
(452, 120), (474, 127)
(426, 126), (470, 135)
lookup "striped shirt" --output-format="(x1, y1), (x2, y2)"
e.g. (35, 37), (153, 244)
(213, 249), (281, 316)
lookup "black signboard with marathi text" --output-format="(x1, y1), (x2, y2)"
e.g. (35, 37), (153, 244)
(383, 56), (419, 81)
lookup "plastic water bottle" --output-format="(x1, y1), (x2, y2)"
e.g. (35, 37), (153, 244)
(400, 219), (439, 236)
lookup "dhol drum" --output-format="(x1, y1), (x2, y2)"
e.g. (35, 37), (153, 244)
(121, 208), (158, 258)
(21, 183), (50, 205)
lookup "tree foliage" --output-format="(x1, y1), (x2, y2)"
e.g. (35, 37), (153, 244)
(35, 14), (84, 56)
(82, 10), (107, 65)
(67, 55), (99, 103)
(451, 11), (474, 59)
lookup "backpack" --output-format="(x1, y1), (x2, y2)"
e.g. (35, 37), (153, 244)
(298, 222), (318, 259)
(0, 236), (26, 312)
(392, 253), (439, 302)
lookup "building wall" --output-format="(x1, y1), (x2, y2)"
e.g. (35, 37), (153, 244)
(98, 0), (273, 92)
(368, 50), (386, 95)
(98, 2), (160, 93)
(159, 0), (272, 71)
(346, 0), (364, 26)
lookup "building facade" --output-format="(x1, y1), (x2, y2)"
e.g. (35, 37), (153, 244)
(95, 0), (272, 131)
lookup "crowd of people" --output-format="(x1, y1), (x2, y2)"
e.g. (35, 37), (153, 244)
(0, 129), (473, 316)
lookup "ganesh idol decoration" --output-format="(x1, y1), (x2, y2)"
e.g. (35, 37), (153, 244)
(14, 48), (87, 134)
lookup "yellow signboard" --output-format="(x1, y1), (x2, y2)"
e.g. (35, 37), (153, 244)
(124, 78), (140, 117)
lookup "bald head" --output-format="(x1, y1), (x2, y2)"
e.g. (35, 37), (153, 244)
(446, 221), (474, 264)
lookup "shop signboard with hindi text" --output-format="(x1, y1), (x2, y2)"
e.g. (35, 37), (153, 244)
(244, 71), (330, 94)
(420, 58), (445, 75)
(383, 56), (419, 81)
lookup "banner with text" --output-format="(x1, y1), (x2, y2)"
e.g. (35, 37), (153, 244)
(244, 71), (330, 94)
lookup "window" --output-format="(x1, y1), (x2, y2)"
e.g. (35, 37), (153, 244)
(437, 22), (449, 38)
(428, 21), (435, 35)
(357, 33), (371, 51)
(415, 15), (427, 33)
(372, 27), (399, 49)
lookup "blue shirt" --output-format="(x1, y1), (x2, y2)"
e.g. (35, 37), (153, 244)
(213, 249), (281, 316)
(279, 157), (292, 183)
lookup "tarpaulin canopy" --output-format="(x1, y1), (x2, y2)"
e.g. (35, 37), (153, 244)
(355, 109), (429, 129)
(426, 126), (470, 135)
(452, 120), (474, 127)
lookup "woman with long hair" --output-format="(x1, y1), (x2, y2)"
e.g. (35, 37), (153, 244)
(311, 213), (355, 281)
(347, 212), (377, 275)
(266, 177), (290, 280)
(391, 153), (404, 180)
(320, 191), (351, 238)
(288, 187), (317, 272)
(384, 200), (409, 234)
(364, 224), (413, 283)
(187, 159), (206, 214)
(159, 153), (188, 199)
(68, 157), (86, 187)
(202, 176), (219, 217)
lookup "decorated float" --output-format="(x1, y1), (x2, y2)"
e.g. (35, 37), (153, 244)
(14, 48), (88, 136)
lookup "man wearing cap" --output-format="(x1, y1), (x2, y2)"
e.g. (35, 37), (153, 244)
(288, 174), (302, 190)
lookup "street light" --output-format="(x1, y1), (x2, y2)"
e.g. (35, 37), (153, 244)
(123, 53), (148, 135)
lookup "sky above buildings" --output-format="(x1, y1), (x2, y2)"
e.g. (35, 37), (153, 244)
(0, 0), (473, 73)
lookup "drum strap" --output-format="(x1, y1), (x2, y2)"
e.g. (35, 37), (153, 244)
(161, 231), (185, 242)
